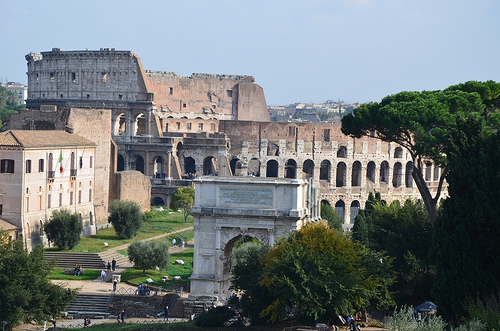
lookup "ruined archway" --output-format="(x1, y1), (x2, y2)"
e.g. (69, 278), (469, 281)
(302, 159), (315, 179)
(266, 160), (278, 177)
(117, 154), (125, 171)
(135, 155), (145, 174)
(380, 161), (389, 183)
(285, 159), (297, 179)
(230, 158), (242, 176)
(406, 161), (413, 188)
(320, 160), (331, 181)
(335, 200), (345, 223)
(114, 113), (126, 135)
(336, 162), (346, 187)
(203, 156), (217, 175)
(248, 158), (260, 177)
(134, 113), (147, 136)
(350, 200), (360, 224)
(352, 161), (362, 186)
(154, 156), (163, 175)
(185, 157), (196, 175)
(393, 162), (402, 187)
(366, 161), (376, 183)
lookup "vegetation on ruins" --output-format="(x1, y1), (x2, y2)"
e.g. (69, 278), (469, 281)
(0, 85), (22, 130)
(320, 201), (343, 230)
(341, 80), (500, 224)
(170, 187), (195, 222)
(43, 209), (83, 250)
(352, 196), (433, 306)
(232, 223), (394, 325)
(108, 200), (145, 239)
(127, 240), (170, 274)
(0, 230), (77, 331)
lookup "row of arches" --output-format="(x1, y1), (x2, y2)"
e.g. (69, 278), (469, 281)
(322, 199), (360, 224)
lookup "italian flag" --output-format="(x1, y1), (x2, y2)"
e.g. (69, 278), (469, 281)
(59, 151), (63, 173)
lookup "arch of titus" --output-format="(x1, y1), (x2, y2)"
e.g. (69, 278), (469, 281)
(186, 176), (319, 310)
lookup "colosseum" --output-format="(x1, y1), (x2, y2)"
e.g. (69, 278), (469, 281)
(14, 48), (446, 227)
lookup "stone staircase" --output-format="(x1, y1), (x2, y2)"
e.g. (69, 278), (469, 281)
(169, 297), (185, 318)
(98, 250), (130, 270)
(45, 252), (105, 269)
(66, 293), (111, 318)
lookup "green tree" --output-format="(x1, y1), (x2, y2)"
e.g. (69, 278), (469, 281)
(108, 200), (144, 239)
(259, 223), (394, 323)
(341, 81), (500, 223)
(353, 198), (433, 306)
(170, 187), (195, 222)
(352, 192), (381, 246)
(320, 202), (342, 230)
(0, 231), (77, 330)
(0, 85), (22, 131)
(231, 241), (272, 325)
(43, 209), (83, 250)
(432, 129), (500, 322)
(127, 240), (169, 274)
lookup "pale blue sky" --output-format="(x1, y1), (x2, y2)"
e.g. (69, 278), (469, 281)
(1, 0), (499, 105)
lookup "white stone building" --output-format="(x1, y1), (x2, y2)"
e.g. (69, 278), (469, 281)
(0, 130), (96, 250)
(3, 82), (28, 105)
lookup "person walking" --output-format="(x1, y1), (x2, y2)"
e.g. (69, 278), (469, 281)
(120, 309), (125, 322)
(107, 261), (111, 272)
(164, 305), (169, 321)
(113, 279), (117, 292)
(101, 269), (106, 282)
(112, 258), (116, 271)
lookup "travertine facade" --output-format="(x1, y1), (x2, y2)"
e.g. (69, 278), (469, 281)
(21, 48), (447, 228)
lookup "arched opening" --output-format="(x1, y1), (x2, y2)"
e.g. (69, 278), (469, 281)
(366, 161), (376, 183)
(114, 113), (126, 135)
(380, 161), (389, 183)
(89, 211), (93, 225)
(320, 160), (331, 181)
(39, 220), (43, 236)
(267, 143), (279, 156)
(184, 157), (196, 175)
(285, 159), (297, 179)
(393, 162), (402, 187)
(230, 158), (242, 176)
(350, 200), (360, 224)
(337, 146), (347, 158)
(248, 158), (260, 177)
(351, 161), (362, 186)
(134, 113), (147, 136)
(266, 160), (278, 177)
(336, 162), (346, 187)
(154, 156), (163, 176)
(335, 200), (345, 223)
(152, 197), (165, 206)
(394, 147), (403, 158)
(203, 156), (217, 175)
(117, 154), (125, 171)
(135, 155), (145, 174)
(302, 159), (315, 179)
(176, 142), (183, 159)
(406, 161), (413, 188)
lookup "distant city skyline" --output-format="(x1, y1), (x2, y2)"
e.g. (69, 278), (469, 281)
(1, 0), (499, 105)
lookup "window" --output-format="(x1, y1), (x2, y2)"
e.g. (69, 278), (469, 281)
(89, 189), (92, 202)
(183, 103), (186, 108)
(187, 123), (192, 130)
(47, 194), (51, 208)
(26, 197), (29, 212)
(87, 94), (90, 99)
(89, 156), (93, 168)
(288, 126), (296, 137)
(198, 123), (203, 131)
(59, 193), (62, 207)
(102, 72), (107, 83)
(79, 156), (83, 169)
(50, 73), (54, 82)
(70, 192), (74, 205)
(0, 204), (2, 215)
(227, 90), (232, 98)
(78, 190), (82, 204)
(169, 87), (173, 95)
(176, 122), (180, 130)
(1, 159), (14, 173)
(26, 160), (32, 173)
(39, 220), (43, 236)
(60, 94), (63, 98)
(323, 129), (330, 142)
(119, 94), (123, 100)
(72, 72), (76, 82)
(38, 159), (44, 172)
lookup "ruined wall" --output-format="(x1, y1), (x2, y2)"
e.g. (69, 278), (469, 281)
(113, 170), (151, 212)
(144, 71), (269, 122)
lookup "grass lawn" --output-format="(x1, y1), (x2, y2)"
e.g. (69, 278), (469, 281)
(120, 248), (194, 289)
(46, 210), (193, 253)
(48, 268), (101, 281)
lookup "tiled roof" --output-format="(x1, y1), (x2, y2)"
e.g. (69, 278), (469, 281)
(0, 130), (96, 148)
(0, 219), (17, 231)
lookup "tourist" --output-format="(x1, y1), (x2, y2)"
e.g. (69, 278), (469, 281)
(100, 270), (106, 282)
(120, 309), (125, 322)
(172, 238), (176, 247)
(113, 279), (117, 292)
(112, 258), (116, 271)
(107, 261), (111, 272)
(135, 283), (143, 295)
(164, 305), (169, 321)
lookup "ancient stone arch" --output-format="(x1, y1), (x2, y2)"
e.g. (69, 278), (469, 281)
(186, 177), (318, 311)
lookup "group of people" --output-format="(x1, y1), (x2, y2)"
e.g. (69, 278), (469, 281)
(102, 258), (117, 272)
(347, 315), (361, 331)
(74, 264), (83, 276)
(134, 283), (151, 296)
(116, 309), (125, 322)
(181, 172), (197, 179)
(172, 238), (185, 248)
(83, 317), (91, 327)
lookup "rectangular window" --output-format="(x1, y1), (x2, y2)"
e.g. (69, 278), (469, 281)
(78, 190), (82, 204)
(90, 156), (93, 168)
(227, 90), (232, 98)
(119, 94), (123, 100)
(70, 192), (73, 205)
(198, 123), (203, 131)
(60, 94), (63, 98)
(50, 73), (54, 82)
(59, 193), (62, 207)
(89, 189), (92, 202)
(26, 197), (29, 212)
(169, 87), (173, 95)
(1, 159), (15, 173)
(183, 103), (186, 108)
(26, 160), (32, 173)
(79, 157), (83, 169)
(187, 123), (192, 130)
(38, 159), (44, 172)
(288, 126), (296, 137)
(176, 122), (180, 130)
(87, 94), (90, 99)
(0, 204), (3, 215)
(47, 194), (51, 209)
(72, 72), (76, 82)
(39, 196), (42, 210)
(323, 129), (330, 142)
